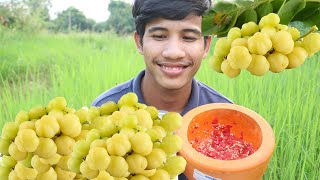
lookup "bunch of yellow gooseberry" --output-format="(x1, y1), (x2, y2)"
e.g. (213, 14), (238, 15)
(209, 13), (320, 78)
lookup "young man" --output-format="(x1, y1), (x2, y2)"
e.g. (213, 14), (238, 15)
(92, 0), (232, 114)
(92, 0), (232, 179)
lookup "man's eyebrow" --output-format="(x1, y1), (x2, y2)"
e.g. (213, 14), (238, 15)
(182, 28), (202, 36)
(147, 27), (168, 33)
(147, 27), (202, 36)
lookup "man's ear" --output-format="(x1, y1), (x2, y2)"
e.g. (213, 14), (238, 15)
(202, 35), (212, 59)
(134, 31), (143, 54)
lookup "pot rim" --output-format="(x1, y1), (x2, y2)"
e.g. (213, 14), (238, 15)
(178, 103), (275, 172)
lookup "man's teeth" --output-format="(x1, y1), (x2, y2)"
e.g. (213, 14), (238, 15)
(162, 66), (183, 70)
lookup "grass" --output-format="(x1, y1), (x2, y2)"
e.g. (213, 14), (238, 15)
(0, 30), (319, 179)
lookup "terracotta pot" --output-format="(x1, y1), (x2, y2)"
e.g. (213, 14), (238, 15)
(177, 103), (275, 180)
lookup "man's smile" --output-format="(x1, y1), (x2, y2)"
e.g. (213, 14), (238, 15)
(155, 61), (192, 77)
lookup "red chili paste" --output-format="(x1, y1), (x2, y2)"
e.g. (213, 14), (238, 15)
(190, 118), (255, 160)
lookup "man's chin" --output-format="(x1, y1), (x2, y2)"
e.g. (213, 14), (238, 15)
(160, 82), (185, 91)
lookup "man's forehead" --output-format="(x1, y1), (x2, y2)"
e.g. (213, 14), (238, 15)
(145, 15), (202, 33)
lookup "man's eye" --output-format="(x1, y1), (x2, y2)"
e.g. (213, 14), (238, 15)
(152, 35), (166, 40)
(183, 36), (197, 41)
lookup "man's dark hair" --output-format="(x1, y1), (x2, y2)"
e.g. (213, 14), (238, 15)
(132, 0), (211, 44)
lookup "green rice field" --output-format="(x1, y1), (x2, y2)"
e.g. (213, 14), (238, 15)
(0, 29), (319, 179)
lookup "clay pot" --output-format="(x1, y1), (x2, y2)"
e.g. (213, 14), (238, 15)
(177, 103), (275, 180)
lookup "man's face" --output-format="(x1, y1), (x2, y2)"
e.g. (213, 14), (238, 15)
(134, 14), (212, 90)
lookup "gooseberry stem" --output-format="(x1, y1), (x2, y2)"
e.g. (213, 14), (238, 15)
(296, 25), (318, 41)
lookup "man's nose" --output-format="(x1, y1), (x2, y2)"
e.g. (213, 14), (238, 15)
(162, 38), (186, 60)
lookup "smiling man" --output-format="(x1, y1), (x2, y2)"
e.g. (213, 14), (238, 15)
(92, 0), (232, 179)
(92, 0), (231, 115)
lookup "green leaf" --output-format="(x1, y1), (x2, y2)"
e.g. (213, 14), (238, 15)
(211, 2), (238, 13)
(202, 10), (239, 36)
(202, 11), (217, 36)
(233, 0), (254, 7)
(278, 0), (306, 25)
(235, 9), (258, 28)
(216, 12), (239, 36)
(300, 9), (320, 28)
(292, 2), (320, 21)
(255, 2), (273, 20)
(202, 2), (239, 36)
(271, 0), (286, 13)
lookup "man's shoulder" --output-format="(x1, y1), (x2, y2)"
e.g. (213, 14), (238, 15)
(92, 80), (133, 107)
(92, 71), (145, 107)
(197, 81), (233, 104)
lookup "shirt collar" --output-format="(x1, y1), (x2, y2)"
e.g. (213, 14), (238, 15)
(181, 78), (199, 115)
(132, 70), (146, 104)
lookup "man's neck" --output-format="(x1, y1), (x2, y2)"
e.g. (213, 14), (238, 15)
(141, 75), (192, 114)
